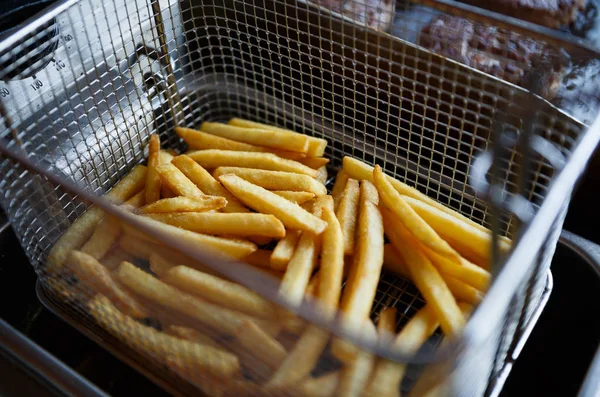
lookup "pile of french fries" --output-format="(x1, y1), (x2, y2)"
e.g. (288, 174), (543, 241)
(46, 118), (510, 397)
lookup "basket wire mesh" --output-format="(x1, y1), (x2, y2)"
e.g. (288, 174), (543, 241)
(0, 0), (599, 396)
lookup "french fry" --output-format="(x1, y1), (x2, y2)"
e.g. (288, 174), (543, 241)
(318, 204), (345, 311)
(66, 251), (148, 318)
(423, 247), (491, 291)
(374, 165), (459, 260)
(360, 180), (379, 205)
(267, 326), (330, 388)
(188, 150), (318, 177)
(305, 274), (320, 298)
(159, 149), (175, 164)
(88, 295), (240, 378)
(402, 195), (511, 264)
(138, 196), (227, 214)
(171, 155), (248, 213)
(228, 118), (328, 157)
(267, 204), (344, 387)
(366, 303), (472, 397)
(176, 127), (306, 160)
(166, 325), (224, 350)
(365, 305), (439, 397)
(122, 190), (147, 211)
(301, 372), (340, 397)
(116, 261), (245, 334)
(298, 157), (330, 169)
(271, 191), (315, 205)
(378, 307), (397, 335)
(331, 169), (349, 211)
(383, 210), (465, 336)
(143, 212), (285, 238)
(317, 166), (328, 185)
(149, 253), (174, 277)
(244, 249), (272, 268)
(219, 174), (327, 233)
(155, 163), (206, 199)
(101, 249), (135, 270)
(333, 199), (384, 362)
(234, 319), (287, 370)
(336, 322), (377, 397)
(125, 215), (257, 259)
(270, 230), (302, 270)
(162, 266), (277, 319)
(278, 197), (328, 307)
(213, 167), (327, 196)
(382, 244), (484, 305)
(200, 121), (310, 153)
(343, 156), (506, 239)
(48, 165), (147, 267)
(146, 134), (162, 204)
(80, 215), (121, 260)
(336, 179), (360, 255)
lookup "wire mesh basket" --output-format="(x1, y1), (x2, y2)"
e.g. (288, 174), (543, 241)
(0, 0), (599, 396)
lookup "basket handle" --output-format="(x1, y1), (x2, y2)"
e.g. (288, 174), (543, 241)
(558, 231), (600, 397)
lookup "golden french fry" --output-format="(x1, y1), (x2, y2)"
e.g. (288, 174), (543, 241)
(301, 372), (340, 397)
(374, 165), (458, 260)
(149, 253), (174, 277)
(101, 249), (135, 270)
(365, 305), (439, 397)
(201, 121), (310, 153)
(159, 149), (174, 164)
(219, 174), (327, 233)
(228, 118), (328, 157)
(336, 322), (377, 397)
(360, 180), (379, 205)
(155, 163), (205, 198)
(146, 134), (162, 204)
(278, 198), (328, 307)
(402, 195), (511, 265)
(383, 244), (484, 305)
(267, 326), (330, 388)
(305, 274), (320, 298)
(423, 247), (491, 291)
(80, 215), (121, 260)
(383, 211), (465, 336)
(298, 157), (330, 169)
(117, 261), (245, 334)
(244, 249), (272, 268)
(336, 179), (360, 255)
(66, 251), (148, 318)
(138, 196), (227, 214)
(271, 191), (315, 205)
(317, 166), (328, 185)
(48, 165), (147, 267)
(267, 203), (342, 387)
(163, 265), (277, 319)
(144, 212), (285, 238)
(333, 200), (384, 362)
(213, 167), (327, 196)
(176, 127), (306, 160)
(171, 155), (248, 213)
(339, 202), (384, 321)
(331, 169), (349, 211)
(166, 325), (224, 350)
(188, 150), (318, 177)
(127, 215), (257, 259)
(235, 319), (287, 370)
(88, 295), (240, 378)
(270, 230), (302, 270)
(378, 307), (397, 334)
(122, 190), (146, 211)
(161, 185), (176, 199)
(318, 204), (345, 311)
(343, 156), (505, 238)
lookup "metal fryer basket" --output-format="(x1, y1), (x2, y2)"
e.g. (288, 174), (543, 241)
(0, 0), (599, 396)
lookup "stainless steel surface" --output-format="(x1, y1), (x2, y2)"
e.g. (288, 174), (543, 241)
(0, 0), (599, 396)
